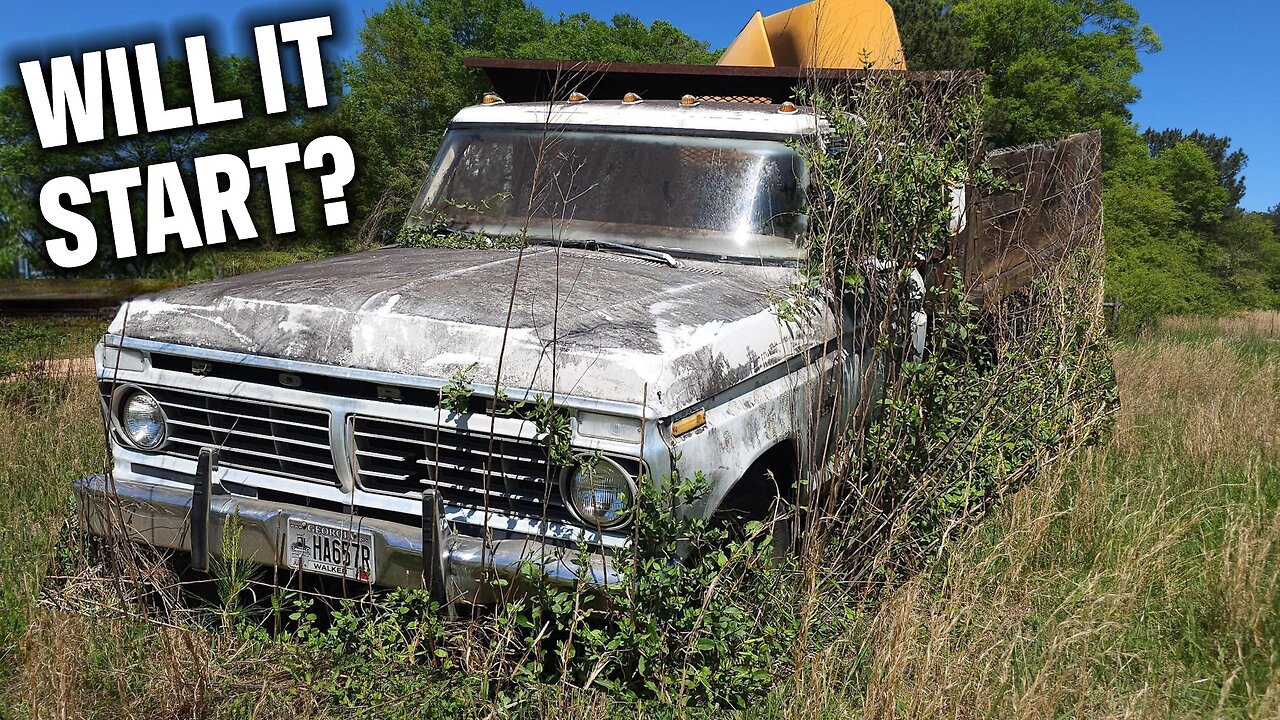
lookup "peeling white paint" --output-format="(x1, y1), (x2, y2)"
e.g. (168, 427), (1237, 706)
(374, 294), (402, 315)
(653, 318), (728, 358)
(109, 250), (824, 416)
(118, 298), (257, 348)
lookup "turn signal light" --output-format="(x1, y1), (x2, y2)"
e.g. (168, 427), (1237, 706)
(671, 409), (707, 437)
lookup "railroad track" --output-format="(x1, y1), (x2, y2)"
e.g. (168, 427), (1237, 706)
(0, 280), (179, 317)
(0, 297), (122, 317)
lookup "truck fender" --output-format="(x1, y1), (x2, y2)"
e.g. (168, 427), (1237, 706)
(709, 440), (799, 524)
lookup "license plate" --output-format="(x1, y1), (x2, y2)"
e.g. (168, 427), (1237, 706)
(286, 518), (375, 582)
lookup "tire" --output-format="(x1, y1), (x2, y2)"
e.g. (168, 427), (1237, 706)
(711, 460), (798, 560)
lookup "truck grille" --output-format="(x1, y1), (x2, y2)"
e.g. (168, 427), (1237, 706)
(351, 416), (573, 524)
(106, 383), (337, 485)
(105, 378), (638, 531)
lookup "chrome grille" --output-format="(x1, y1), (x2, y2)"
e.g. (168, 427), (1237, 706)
(106, 383), (337, 485)
(352, 416), (573, 524)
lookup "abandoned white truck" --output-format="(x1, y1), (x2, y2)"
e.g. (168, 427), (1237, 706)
(75, 60), (1096, 605)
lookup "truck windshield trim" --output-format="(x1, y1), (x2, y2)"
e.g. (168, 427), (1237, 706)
(410, 126), (810, 261)
(447, 121), (814, 143)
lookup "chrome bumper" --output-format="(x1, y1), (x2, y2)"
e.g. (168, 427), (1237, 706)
(74, 474), (619, 605)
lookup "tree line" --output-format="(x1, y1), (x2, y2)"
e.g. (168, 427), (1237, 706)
(897, 0), (1279, 326)
(1, 0), (1275, 326)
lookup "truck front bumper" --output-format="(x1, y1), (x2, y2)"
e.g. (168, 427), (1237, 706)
(74, 474), (619, 605)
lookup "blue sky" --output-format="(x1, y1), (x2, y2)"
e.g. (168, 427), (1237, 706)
(2, 0), (1277, 211)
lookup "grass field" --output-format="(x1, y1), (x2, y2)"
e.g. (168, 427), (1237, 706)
(0, 316), (106, 377)
(2, 313), (1279, 718)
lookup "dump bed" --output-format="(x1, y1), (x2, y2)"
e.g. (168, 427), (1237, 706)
(959, 132), (1103, 305)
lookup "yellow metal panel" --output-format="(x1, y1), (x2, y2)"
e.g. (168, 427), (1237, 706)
(719, 11), (776, 67)
(718, 0), (905, 70)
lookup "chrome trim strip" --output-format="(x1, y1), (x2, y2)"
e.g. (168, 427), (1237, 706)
(107, 444), (628, 548)
(102, 335), (650, 419)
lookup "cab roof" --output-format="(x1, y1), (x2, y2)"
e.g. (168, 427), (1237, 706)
(449, 99), (825, 139)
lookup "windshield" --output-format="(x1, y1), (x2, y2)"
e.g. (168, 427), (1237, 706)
(410, 126), (809, 260)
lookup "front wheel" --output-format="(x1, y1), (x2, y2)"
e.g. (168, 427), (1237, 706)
(711, 460), (800, 561)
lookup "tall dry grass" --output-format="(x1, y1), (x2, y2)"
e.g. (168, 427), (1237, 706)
(788, 335), (1280, 719)
(1162, 311), (1280, 341)
(10, 331), (1280, 719)
(0, 367), (102, 627)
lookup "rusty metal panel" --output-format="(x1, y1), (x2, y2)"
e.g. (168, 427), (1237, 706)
(463, 57), (979, 104)
(959, 131), (1103, 305)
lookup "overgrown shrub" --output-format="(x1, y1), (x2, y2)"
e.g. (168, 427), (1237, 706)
(791, 74), (1118, 589)
(549, 472), (794, 706)
(188, 473), (792, 713)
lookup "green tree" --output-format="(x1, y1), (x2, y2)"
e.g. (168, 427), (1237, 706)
(952, 0), (1160, 155)
(1212, 212), (1280, 308)
(514, 13), (719, 64)
(1152, 140), (1230, 231)
(337, 0), (718, 244)
(889, 0), (974, 70)
(0, 54), (327, 278)
(1105, 177), (1229, 326)
(1103, 134), (1279, 321)
(0, 86), (42, 276)
(1145, 128), (1248, 209)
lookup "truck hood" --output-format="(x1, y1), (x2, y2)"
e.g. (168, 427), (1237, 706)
(112, 247), (828, 416)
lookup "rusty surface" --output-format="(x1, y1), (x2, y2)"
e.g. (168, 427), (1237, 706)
(464, 57), (980, 104)
(957, 131), (1104, 306)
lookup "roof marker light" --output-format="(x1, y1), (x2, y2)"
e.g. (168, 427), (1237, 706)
(779, 101), (798, 114)
(482, 93), (504, 105)
(568, 91), (590, 103)
(680, 94), (699, 107)
(622, 92), (643, 104)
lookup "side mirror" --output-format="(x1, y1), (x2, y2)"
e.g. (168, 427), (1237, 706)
(948, 184), (968, 236)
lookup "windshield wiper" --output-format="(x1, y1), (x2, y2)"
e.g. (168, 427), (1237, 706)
(594, 241), (680, 268)
(540, 239), (679, 268)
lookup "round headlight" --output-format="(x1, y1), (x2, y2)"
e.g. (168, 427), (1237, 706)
(565, 455), (633, 528)
(120, 390), (167, 450)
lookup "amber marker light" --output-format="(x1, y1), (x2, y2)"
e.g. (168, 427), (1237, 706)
(482, 93), (504, 105)
(622, 92), (643, 104)
(568, 91), (590, 103)
(779, 101), (798, 114)
(671, 409), (707, 437)
(680, 94), (699, 107)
